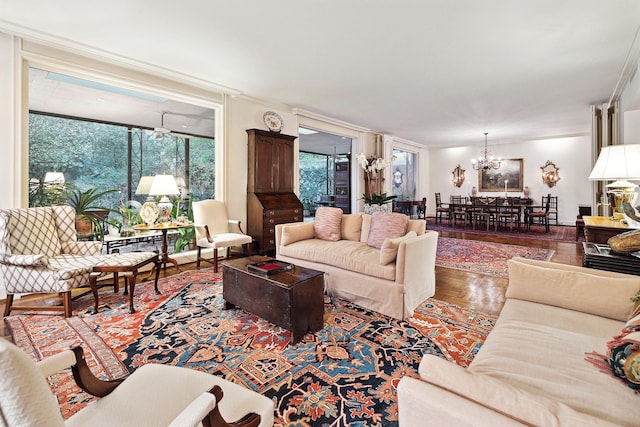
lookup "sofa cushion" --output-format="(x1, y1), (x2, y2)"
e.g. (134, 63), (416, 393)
(366, 212), (408, 249)
(360, 214), (372, 243)
(471, 298), (639, 425)
(419, 354), (617, 426)
(279, 239), (396, 281)
(379, 231), (417, 265)
(341, 213), (363, 241)
(280, 221), (315, 246)
(507, 258), (640, 321)
(314, 207), (343, 241)
(607, 330), (640, 390)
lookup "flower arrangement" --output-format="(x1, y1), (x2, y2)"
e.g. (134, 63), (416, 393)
(355, 152), (397, 206)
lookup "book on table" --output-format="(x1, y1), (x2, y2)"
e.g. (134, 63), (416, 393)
(247, 259), (294, 275)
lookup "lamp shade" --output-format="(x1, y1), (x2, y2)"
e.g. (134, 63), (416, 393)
(149, 174), (180, 196)
(135, 176), (155, 195)
(589, 144), (640, 182)
(43, 172), (65, 184)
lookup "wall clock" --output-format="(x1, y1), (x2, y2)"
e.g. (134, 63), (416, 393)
(263, 111), (284, 133)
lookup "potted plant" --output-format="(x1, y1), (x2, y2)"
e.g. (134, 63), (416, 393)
(362, 192), (397, 214)
(65, 187), (119, 239)
(174, 196), (196, 253)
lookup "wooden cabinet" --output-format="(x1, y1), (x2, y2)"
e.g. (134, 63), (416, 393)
(247, 193), (303, 252)
(247, 129), (296, 193)
(333, 157), (350, 214)
(247, 129), (302, 253)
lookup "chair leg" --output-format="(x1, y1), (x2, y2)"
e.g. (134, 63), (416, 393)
(62, 291), (72, 318)
(196, 247), (202, 268)
(214, 248), (219, 273)
(4, 294), (13, 316)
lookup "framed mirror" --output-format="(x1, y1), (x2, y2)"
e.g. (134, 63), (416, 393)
(451, 164), (465, 187)
(541, 160), (560, 187)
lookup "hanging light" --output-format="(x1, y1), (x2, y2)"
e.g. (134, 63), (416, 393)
(471, 132), (501, 171)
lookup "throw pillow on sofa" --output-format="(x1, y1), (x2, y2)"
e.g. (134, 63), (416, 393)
(314, 207), (343, 241)
(366, 212), (408, 249)
(607, 309), (640, 390)
(379, 231), (417, 265)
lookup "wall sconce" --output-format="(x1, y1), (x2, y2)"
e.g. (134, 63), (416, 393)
(451, 164), (466, 187)
(540, 160), (560, 188)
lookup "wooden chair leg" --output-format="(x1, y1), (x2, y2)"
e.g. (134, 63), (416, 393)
(196, 247), (202, 268)
(214, 248), (219, 272)
(63, 291), (73, 318)
(4, 294), (13, 316)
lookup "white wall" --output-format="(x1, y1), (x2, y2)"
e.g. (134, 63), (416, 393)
(428, 135), (592, 225)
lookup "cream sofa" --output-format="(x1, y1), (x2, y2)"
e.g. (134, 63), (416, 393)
(398, 257), (640, 426)
(275, 212), (438, 320)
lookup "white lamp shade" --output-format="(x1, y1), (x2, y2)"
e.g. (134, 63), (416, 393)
(135, 176), (155, 195)
(43, 172), (65, 184)
(149, 175), (180, 196)
(589, 144), (640, 181)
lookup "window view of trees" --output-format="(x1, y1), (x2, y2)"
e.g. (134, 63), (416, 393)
(28, 112), (215, 252)
(298, 152), (330, 217)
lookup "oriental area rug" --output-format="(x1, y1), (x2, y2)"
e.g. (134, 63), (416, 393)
(6, 269), (497, 427)
(436, 237), (554, 277)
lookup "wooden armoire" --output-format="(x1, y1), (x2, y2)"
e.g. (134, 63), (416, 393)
(246, 129), (303, 253)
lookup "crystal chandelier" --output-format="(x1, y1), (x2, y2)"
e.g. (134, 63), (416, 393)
(471, 132), (501, 171)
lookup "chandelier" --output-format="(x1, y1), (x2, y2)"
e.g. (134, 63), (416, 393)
(471, 132), (501, 171)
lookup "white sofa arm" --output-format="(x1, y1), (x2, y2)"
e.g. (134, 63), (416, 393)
(396, 231), (438, 317)
(275, 221), (315, 254)
(36, 349), (77, 378)
(167, 392), (217, 427)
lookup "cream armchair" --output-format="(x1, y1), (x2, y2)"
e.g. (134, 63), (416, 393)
(192, 200), (253, 272)
(0, 337), (274, 426)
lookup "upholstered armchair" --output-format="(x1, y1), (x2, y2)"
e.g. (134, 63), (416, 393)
(0, 206), (104, 317)
(192, 200), (253, 272)
(0, 337), (274, 426)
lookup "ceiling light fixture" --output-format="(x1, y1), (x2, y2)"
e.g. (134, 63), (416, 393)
(471, 132), (501, 171)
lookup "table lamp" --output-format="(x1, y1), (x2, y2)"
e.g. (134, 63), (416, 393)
(589, 144), (640, 219)
(135, 176), (155, 201)
(149, 174), (180, 222)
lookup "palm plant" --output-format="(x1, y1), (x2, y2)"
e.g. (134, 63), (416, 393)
(65, 187), (119, 239)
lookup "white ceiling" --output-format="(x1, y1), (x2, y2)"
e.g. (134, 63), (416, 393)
(2, 0), (640, 148)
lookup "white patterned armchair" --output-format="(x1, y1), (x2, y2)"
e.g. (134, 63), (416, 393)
(0, 206), (105, 317)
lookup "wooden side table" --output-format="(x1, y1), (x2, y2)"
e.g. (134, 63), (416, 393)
(134, 222), (192, 273)
(583, 216), (630, 244)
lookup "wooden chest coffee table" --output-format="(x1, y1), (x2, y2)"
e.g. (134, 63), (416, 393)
(221, 256), (325, 344)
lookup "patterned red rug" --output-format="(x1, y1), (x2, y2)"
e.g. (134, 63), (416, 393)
(427, 217), (581, 243)
(435, 237), (554, 277)
(6, 269), (497, 426)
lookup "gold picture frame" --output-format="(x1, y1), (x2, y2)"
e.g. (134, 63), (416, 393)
(478, 158), (523, 192)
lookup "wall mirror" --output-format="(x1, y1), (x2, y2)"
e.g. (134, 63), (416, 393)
(541, 160), (560, 187)
(451, 164), (465, 187)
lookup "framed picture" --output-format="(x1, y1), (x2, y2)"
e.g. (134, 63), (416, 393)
(478, 158), (523, 192)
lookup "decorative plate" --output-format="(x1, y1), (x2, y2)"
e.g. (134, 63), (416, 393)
(140, 202), (159, 226)
(263, 111), (284, 133)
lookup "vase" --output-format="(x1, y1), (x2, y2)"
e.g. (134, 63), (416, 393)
(471, 186), (478, 197)
(364, 203), (392, 215)
(523, 186), (530, 197)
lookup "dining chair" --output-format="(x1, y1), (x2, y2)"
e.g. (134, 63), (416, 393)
(526, 197), (551, 232)
(547, 194), (558, 225)
(434, 193), (450, 224)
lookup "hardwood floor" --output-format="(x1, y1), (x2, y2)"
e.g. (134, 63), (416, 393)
(1, 226), (584, 339)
